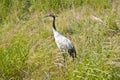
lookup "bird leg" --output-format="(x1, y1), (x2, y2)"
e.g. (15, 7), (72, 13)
(61, 52), (67, 63)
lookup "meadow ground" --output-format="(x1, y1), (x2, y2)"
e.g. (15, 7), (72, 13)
(0, 0), (120, 80)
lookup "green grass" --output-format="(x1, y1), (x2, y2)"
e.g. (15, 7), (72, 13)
(0, 0), (120, 80)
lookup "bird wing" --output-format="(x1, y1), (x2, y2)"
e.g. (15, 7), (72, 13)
(55, 34), (74, 51)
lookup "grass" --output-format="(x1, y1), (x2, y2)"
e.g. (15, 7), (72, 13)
(0, 0), (120, 80)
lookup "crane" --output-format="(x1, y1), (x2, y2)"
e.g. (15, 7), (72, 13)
(45, 13), (76, 61)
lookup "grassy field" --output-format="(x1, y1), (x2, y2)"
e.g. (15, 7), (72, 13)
(0, 0), (120, 80)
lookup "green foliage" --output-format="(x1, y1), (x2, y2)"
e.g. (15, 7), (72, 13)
(0, 0), (120, 80)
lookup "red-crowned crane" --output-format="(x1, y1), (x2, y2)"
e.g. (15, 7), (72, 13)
(45, 13), (76, 61)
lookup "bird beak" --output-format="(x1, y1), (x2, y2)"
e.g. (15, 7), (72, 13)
(44, 14), (50, 18)
(44, 15), (49, 18)
(44, 14), (58, 18)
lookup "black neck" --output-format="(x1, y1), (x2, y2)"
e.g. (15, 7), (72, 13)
(53, 17), (56, 30)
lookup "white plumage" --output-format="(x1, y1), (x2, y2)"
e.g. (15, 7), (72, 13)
(53, 29), (73, 52)
(45, 13), (76, 60)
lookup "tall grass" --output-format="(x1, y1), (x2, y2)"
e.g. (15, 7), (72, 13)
(0, 0), (120, 80)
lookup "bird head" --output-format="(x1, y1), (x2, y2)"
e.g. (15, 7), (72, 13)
(45, 13), (57, 18)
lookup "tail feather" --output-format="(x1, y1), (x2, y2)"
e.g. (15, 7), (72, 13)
(68, 46), (76, 59)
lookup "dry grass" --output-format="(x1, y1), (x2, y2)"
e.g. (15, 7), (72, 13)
(0, 0), (120, 80)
